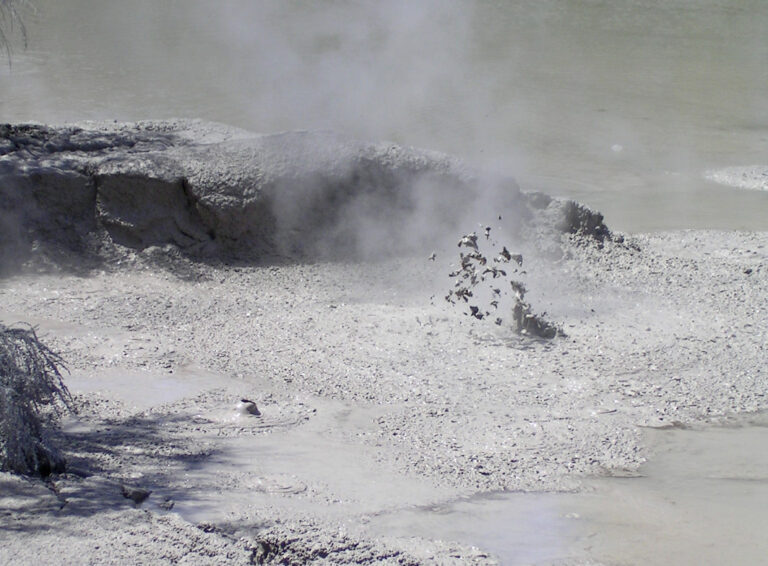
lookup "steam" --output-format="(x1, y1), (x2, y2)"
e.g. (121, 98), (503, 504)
(1, 0), (520, 166)
(214, 1), (477, 148)
(265, 138), (505, 261)
(3, 1), (767, 234)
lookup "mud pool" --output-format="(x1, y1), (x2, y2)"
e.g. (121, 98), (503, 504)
(3, 0), (768, 232)
(42, 258), (766, 564)
(370, 419), (768, 565)
(1, 2), (767, 558)
(63, 367), (768, 565)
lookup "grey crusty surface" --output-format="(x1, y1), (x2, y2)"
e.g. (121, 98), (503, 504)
(1, 119), (607, 269)
(1, 121), (766, 564)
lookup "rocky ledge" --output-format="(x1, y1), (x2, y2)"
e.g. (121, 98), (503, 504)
(0, 120), (607, 271)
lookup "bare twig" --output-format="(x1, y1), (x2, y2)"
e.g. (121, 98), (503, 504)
(0, 322), (71, 475)
(0, 0), (30, 67)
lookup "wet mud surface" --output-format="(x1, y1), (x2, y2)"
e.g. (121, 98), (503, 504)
(1, 227), (767, 564)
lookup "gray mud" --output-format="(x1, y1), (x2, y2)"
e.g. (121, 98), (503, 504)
(706, 165), (768, 192)
(1, 122), (767, 564)
(0, 120), (606, 271)
(370, 416), (768, 565)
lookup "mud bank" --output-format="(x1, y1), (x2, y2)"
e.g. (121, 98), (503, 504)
(706, 165), (768, 192)
(0, 120), (606, 271)
(1, 122), (767, 564)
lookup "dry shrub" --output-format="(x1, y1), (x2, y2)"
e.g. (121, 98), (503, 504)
(0, 0), (28, 64)
(0, 323), (71, 475)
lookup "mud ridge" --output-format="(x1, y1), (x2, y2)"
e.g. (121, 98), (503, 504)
(1, 120), (609, 272)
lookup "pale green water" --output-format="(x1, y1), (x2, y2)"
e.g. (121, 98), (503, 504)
(1, 0), (767, 231)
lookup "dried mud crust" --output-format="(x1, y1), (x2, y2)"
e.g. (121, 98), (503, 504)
(0, 229), (767, 563)
(0, 472), (253, 565)
(1, 120), (608, 271)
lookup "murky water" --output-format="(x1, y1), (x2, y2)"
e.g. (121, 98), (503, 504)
(65, 365), (230, 411)
(74, 362), (765, 566)
(2, 0), (767, 231)
(370, 418), (768, 565)
(119, 400), (768, 564)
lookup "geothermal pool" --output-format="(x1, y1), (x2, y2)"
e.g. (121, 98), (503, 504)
(2, 0), (768, 232)
(1, 1), (767, 564)
(60, 358), (768, 565)
(370, 419), (768, 565)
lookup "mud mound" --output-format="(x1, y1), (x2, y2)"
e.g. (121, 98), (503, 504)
(705, 165), (768, 192)
(0, 120), (609, 271)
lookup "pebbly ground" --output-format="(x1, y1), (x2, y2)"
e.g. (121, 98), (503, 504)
(1, 228), (766, 564)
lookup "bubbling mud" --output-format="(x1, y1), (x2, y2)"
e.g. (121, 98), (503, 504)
(445, 227), (562, 338)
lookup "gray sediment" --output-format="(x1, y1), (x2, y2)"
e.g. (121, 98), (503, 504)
(0, 120), (607, 271)
(1, 121), (766, 565)
(705, 165), (768, 192)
